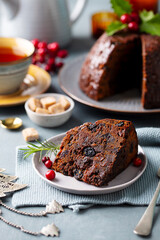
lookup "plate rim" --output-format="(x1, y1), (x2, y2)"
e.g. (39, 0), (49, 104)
(0, 64), (51, 107)
(59, 55), (160, 114)
(32, 132), (147, 195)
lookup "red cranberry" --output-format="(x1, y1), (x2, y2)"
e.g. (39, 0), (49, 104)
(33, 51), (37, 57)
(42, 156), (50, 163)
(45, 170), (56, 180)
(133, 157), (142, 167)
(48, 42), (59, 52)
(45, 160), (52, 169)
(49, 52), (57, 58)
(120, 13), (132, 24)
(32, 57), (37, 64)
(47, 58), (55, 66)
(45, 64), (52, 72)
(56, 62), (64, 68)
(57, 49), (68, 58)
(130, 12), (140, 23)
(37, 48), (46, 56)
(39, 56), (45, 63)
(128, 21), (139, 31)
(38, 41), (47, 49)
(31, 38), (39, 48)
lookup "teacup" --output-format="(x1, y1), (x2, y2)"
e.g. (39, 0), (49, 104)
(0, 37), (34, 95)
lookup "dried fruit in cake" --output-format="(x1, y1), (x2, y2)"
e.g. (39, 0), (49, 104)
(52, 118), (138, 187)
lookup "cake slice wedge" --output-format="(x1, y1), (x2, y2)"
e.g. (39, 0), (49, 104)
(52, 119), (138, 187)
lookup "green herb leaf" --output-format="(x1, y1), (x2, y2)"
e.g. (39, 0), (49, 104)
(111, 0), (132, 17)
(139, 11), (160, 36)
(106, 21), (127, 36)
(20, 140), (60, 160)
(140, 21), (160, 36)
(140, 10), (155, 22)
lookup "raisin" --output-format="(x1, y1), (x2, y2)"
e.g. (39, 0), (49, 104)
(116, 122), (124, 127)
(87, 123), (97, 131)
(69, 134), (74, 140)
(61, 150), (69, 157)
(95, 169), (99, 174)
(83, 147), (96, 157)
(73, 149), (77, 154)
(62, 170), (68, 175)
(83, 157), (91, 163)
(94, 177), (99, 183)
(73, 169), (83, 179)
(101, 133), (111, 139)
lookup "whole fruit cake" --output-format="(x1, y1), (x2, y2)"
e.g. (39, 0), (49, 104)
(52, 119), (138, 187)
(79, 32), (160, 109)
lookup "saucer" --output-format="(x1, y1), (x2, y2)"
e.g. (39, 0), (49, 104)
(0, 65), (51, 107)
(33, 133), (147, 195)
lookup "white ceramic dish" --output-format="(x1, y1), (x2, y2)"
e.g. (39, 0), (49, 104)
(59, 55), (160, 114)
(25, 93), (74, 127)
(32, 133), (147, 195)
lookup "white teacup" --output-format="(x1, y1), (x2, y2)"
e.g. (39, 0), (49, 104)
(0, 37), (34, 95)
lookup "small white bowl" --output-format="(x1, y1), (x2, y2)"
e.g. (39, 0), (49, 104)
(25, 93), (75, 127)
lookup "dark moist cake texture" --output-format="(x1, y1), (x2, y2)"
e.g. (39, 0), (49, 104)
(79, 32), (160, 109)
(79, 32), (141, 101)
(141, 34), (160, 109)
(52, 119), (138, 187)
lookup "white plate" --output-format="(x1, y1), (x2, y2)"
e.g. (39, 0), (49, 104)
(59, 55), (160, 114)
(32, 133), (147, 195)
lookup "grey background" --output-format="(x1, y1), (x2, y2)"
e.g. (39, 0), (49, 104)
(1, 0), (160, 239)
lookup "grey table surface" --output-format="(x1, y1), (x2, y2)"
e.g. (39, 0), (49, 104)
(1, 0), (160, 239)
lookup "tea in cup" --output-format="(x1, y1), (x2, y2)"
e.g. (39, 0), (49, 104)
(0, 37), (34, 95)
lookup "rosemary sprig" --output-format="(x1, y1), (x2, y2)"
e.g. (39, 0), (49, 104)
(20, 140), (60, 160)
